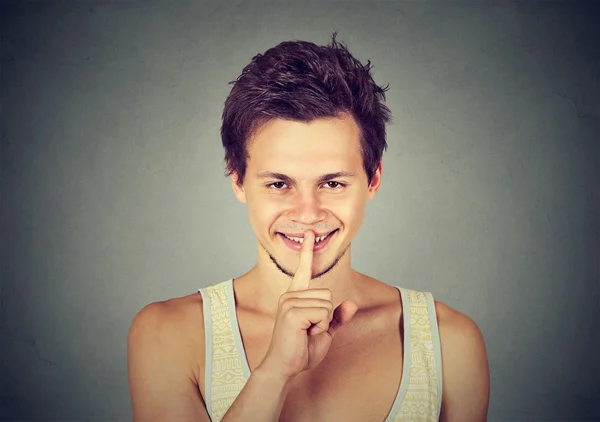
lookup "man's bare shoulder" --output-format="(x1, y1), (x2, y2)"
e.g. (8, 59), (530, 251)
(129, 292), (205, 365)
(433, 300), (488, 363)
(130, 293), (204, 335)
(127, 292), (210, 421)
(433, 300), (490, 422)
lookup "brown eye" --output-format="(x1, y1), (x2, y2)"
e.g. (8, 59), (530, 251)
(269, 182), (287, 189)
(325, 181), (344, 189)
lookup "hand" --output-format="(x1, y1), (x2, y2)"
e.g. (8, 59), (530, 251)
(257, 230), (359, 380)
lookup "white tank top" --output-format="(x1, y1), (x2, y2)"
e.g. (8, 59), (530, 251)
(198, 278), (443, 421)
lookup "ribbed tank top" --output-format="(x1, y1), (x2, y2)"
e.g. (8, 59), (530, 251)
(198, 279), (443, 421)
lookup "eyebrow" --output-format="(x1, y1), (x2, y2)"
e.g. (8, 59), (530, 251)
(256, 171), (356, 184)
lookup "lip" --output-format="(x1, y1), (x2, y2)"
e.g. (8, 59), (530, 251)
(278, 229), (338, 253)
(280, 231), (335, 238)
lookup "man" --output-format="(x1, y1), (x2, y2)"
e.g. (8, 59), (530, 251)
(128, 33), (490, 421)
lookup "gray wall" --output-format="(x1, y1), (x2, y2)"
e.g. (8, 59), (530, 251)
(1, 1), (599, 421)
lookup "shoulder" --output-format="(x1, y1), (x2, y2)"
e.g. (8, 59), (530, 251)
(433, 300), (490, 422)
(127, 293), (211, 421)
(433, 300), (486, 349)
(128, 293), (206, 387)
(129, 293), (205, 345)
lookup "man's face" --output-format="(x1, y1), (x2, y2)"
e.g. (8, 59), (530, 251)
(231, 113), (381, 279)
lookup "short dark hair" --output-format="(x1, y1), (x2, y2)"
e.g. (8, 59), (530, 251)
(221, 31), (392, 187)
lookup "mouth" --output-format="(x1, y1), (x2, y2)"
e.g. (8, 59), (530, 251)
(277, 229), (339, 253)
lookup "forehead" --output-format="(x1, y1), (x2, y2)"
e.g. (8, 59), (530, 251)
(247, 114), (363, 174)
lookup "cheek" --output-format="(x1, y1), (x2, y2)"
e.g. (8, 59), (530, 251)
(339, 204), (365, 228)
(334, 198), (368, 239)
(247, 198), (280, 229)
(332, 193), (365, 215)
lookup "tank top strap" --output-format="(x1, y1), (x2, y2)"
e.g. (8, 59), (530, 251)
(393, 288), (443, 422)
(198, 279), (249, 422)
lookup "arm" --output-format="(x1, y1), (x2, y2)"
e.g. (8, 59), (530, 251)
(436, 301), (490, 422)
(127, 296), (303, 422)
(127, 301), (211, 422)
(128, 298), (293, 422)
(220, 364), (292, 422)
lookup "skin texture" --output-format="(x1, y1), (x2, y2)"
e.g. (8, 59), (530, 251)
(127, 113), (490, 421)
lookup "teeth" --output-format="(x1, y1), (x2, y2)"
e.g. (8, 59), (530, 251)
(284, 233), (330, 243)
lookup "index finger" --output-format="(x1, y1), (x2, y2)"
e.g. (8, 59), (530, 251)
(287, 230), (315, 292)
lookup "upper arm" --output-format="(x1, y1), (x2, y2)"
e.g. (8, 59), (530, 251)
(436, 301), (490, 422)
(127, 300), (211, 422)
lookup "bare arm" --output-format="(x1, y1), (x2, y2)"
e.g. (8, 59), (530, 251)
(437, 302), (490, 422)
(128, 299), (294, 422)
(220, 365), (292, 422)
(127, 301), (211, 422)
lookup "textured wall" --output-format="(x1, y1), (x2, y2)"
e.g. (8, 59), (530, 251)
(1, 1), (599, 421)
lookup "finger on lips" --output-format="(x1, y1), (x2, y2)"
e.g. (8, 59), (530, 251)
(287, 230), (314, 292)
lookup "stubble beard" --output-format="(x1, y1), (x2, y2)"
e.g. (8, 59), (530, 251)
(259, 236), (351, 280)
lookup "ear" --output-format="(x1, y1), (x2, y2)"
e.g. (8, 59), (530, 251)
(367, 160), (383, 201)
(231, 171), (247, 204)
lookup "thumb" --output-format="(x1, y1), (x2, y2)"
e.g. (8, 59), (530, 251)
(327, 300), (358, 338)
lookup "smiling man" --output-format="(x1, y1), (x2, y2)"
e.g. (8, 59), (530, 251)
(128, 33), (490, 422)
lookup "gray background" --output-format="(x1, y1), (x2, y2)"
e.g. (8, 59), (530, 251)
(1, 0), (599, 421)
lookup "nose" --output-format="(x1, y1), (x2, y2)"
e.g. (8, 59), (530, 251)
(287, 189), (327, 225)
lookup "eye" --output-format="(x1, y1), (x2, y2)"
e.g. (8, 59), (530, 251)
(325, 181), (344, 189)
(266, 181), (346, 191)
(267, 182), (287, 190)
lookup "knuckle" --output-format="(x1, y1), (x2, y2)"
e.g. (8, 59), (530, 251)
(278, 292), (293, 307)
(279, 301), (291, 315)
(284, 307), (299, 321)
(281, 298), (301, 315)
(323, 305), (333, 321)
